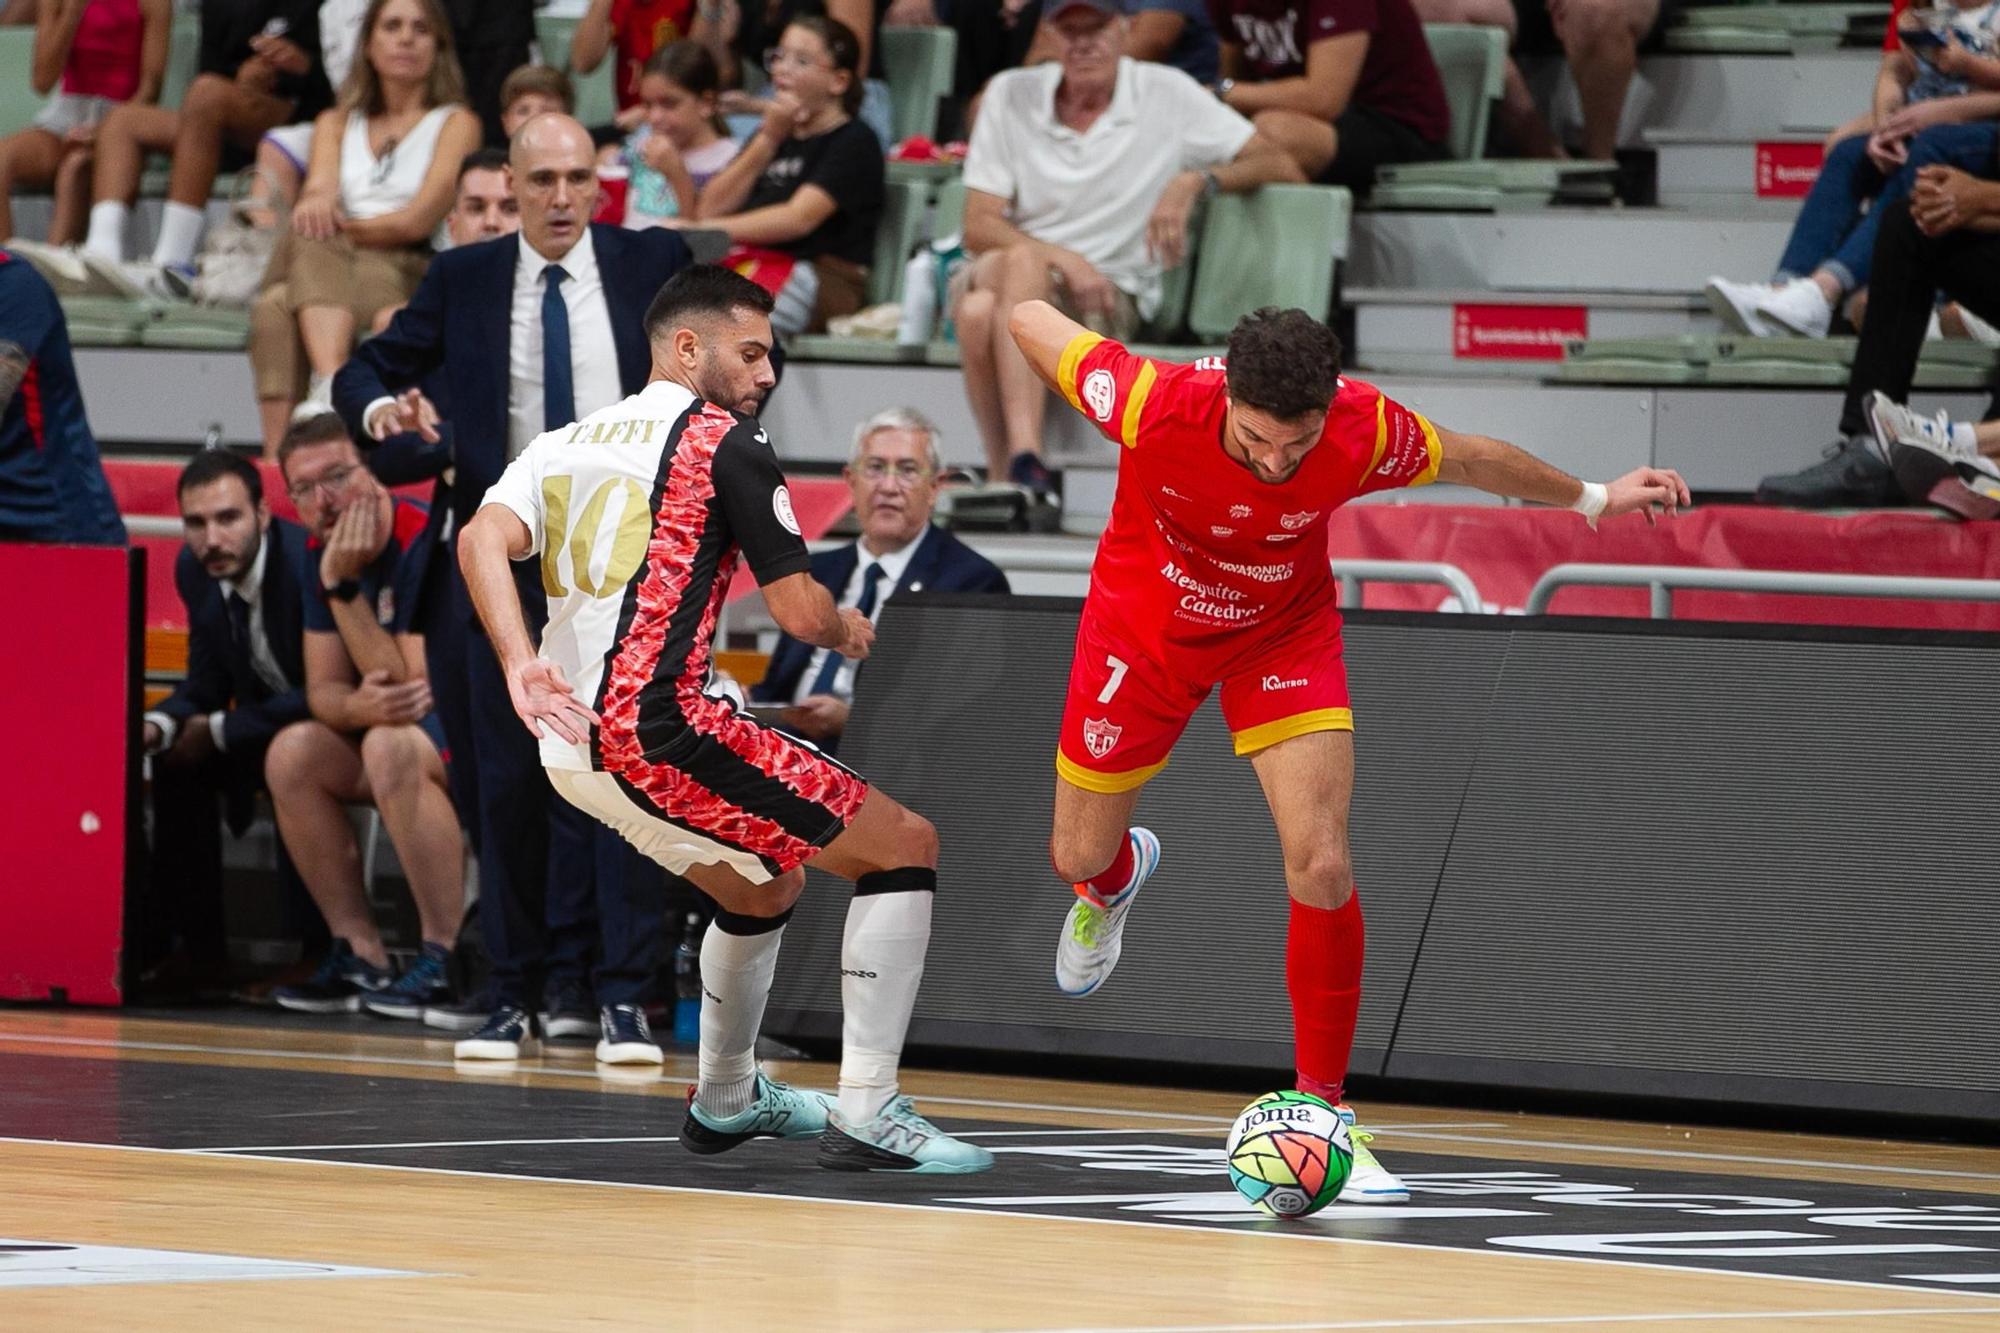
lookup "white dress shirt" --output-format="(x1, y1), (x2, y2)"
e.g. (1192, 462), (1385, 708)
(792, 530), (927, 705)
(507, 227), (624, 461)
(143, 536), (292, 754)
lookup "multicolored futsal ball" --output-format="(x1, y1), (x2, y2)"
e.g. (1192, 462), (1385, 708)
(1225, 1090), (1353, 1218)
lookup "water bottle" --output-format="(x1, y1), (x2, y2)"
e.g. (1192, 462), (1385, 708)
(896, 248), (937, 345)
(672, 911), (703, 1043)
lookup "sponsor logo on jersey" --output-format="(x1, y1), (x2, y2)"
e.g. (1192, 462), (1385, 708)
(1376, 418), (1433, 480)
(1211, 525), (1235, 537)
(1084, 369), (1117, 423)
(1279, 510), (1318, 530)
(772, 485), (801, 535)
(1264, 532), (1301, 543)
(1262, 674), (1308, 691)
(1082, 717), (1122, 760)
(1162, 486), (1187, 500)
(1210, 555), (1296, 584)
(1229, 504), (1253, 519)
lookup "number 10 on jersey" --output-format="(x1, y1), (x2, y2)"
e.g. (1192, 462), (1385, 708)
(540, 475), (652, 599)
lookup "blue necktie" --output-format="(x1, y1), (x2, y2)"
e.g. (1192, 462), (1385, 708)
(808, 562), (884, 699)
(226, 591), (250, 647)
(541, 264), (574, 430)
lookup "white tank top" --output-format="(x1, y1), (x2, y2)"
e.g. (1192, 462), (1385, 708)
(338, 103), (459, 220)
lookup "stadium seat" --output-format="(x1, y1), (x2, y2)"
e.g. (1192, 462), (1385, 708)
(161, 12), (202, 110)
(59, 296), (158, 347)
(788, 177), (929, 362)
(141, 305), (253, 350)
(0, 26), (41, 138)
(533, 16), (618, 129)
(1422, 24), (1506, 164)
(879, 26), (957, 144)
(1187, 184), (1350, 340)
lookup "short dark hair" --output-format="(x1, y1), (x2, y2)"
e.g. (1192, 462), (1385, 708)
(177, 448), (262, 507)
(1224, 307), (1342, 420)
(276, 412), (356, 473)
(500, 62), (575, 115)
(456, 146), (508, 184)
(643, 264), (776, 343)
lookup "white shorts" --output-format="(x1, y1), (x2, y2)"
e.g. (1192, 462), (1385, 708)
(32, 93), (115, 136)
(261, 122), (315, 172)
(547, 766), (779, 884)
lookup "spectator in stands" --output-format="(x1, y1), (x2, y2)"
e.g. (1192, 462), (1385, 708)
(0, 248), (123, 544)
(952, 0), (1297, 495)
(679, 16), (884, 336)
(265, 412), (465, 1017)
(245, 0), (370, 223)
(1406, 0), (1559, 157)
(1023, 0), (1221, 85)
(753, 408), (1009, 752)
(83, 0), (332, 296)
(619, 40), (740, 227)
(0, 0), (171, 247)
(499, 62), (575, 139)
(1209, 0), (1450, 189)
(1706, 5), (2000, 341)
(570, 0), (715, 115)
(1506, 0), (1662, 164)
(332, 114), (692, 1059)
(251, 0), (479, 422)
(440, 0), (533, 146)
(1, 0), (39, 22)
(140, 450), (315, 990)
(1757, 167), (2000, 512)
(703, 0), (895, 147)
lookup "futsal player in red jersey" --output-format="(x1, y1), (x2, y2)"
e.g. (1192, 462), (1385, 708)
(1011, 299), (1689, 1202)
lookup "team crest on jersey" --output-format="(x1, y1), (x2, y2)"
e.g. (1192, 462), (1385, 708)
(772, 485), (801, 535)
(1279, 510), (1318, 530)
(1193, 356), (1225, 372)
(1229, 504), (1252, 519)
(1083, 369), (1116, 423)
(1082, 717), (1122, 760)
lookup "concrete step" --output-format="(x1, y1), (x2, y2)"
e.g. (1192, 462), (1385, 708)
(1649, 131), (1825, 208)
(1519, 50), (1868, 150)
(1349, 208), (1795, 293)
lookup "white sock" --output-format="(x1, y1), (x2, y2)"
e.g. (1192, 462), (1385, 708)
(1950, 421), (1978, 455)
(85, 201), (129, 261)
(694, 917), (784, 1118)
(150, 201), (205, 268)
(838, 874), (933, 1126)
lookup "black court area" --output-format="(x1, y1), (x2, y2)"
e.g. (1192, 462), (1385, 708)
(7, 1032), (2000, 1304)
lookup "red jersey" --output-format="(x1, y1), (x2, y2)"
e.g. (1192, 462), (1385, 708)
(611, 0), (697, 108)
(1059, 332), (1441, 669)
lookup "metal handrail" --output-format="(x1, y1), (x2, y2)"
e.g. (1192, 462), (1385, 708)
(1526, 562), (2000, 619)
(1332, 559), (1483, 612)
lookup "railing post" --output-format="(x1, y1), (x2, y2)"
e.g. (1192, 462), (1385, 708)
(1339, 573), (1362, 607)
(1649, 581), (1671, 619)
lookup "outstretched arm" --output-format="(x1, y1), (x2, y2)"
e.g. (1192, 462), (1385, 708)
(459, 504), (598, 744)
(1435, 426), (1691, 525)
(1008, 299), (1090, 396)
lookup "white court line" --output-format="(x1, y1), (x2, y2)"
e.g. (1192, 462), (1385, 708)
(192, 1128), (1216, 1153)
(1373, 1129), (2000, 1185)
(1022, 1309), (2000, 1332)
(8, 1136), (2000, 1309)
(0, 1029), (1500, 1132)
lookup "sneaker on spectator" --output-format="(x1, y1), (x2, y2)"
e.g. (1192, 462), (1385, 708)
(361, 942), (454, 1019)
(455, 1005), (535, 1059)
(596, 1003), (664, 1065)
(421, 993), (495, 1032)
(1704, 277), (1777, 336)
(1867, 391), (2000, 482)
(110, 259), (193, 302)
(540, 982), (597, 1041)
(1755, 436), (1897, 508)
(1007, 450), (1059, 499)
(1754, 277), (1834, 338)
(274, 940), (393, 1014)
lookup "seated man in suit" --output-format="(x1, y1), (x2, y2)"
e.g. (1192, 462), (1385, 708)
(141, 449), (316, 988)
(754, 408), (1010, 753)
(265, 413), (467, 1019)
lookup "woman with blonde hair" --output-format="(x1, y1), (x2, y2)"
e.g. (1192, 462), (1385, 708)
(252, 0), (479, 438)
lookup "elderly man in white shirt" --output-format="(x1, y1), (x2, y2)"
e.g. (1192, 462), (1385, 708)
(953, 0), (1299, 500)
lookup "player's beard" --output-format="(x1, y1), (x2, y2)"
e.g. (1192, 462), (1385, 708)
(696, 351), (764, 417)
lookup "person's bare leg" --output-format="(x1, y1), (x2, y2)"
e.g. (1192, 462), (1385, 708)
(0, 129), (63, 241)
(1973, 418), (2000, 456)
(359, 725), (465, 948)
(994, 242), (1061, 466)
(164, 74), (282, 210)
(1560, 0), (1658, 162)
(1048, 777), (1143, 887)
(50, 144), (94, 243)
(90, 102), (175, 206)
(1497, 60), (1566, 158)
(258, 399), (295, 455)
(1253, 108), (1339, 179)
(953, 266), (1009, 478)
(299, 303), (359, 379)
(247, 136), (302, 229)
(265, 720), (387, 965)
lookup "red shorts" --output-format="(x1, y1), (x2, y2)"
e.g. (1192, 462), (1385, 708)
(1055, 608), (1354, 794)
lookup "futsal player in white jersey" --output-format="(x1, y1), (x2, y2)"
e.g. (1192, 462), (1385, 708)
(458, 265), (991, 1174)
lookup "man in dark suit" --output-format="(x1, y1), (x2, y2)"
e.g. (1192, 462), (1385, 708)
(141, 450), (315, 985)
(754, 408), (1010, 754)
(333, 114), (696, 1060)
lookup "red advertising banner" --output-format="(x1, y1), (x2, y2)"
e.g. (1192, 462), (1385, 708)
(0, 543), (138, 1004)
(1756, 141), (1823, 198)
(1452, 303), (1588, 361)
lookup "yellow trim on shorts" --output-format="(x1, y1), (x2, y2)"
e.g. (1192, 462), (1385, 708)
(1056, 750), (1168, 794)
(1120, 359), (1156, 449)
(1413, 413), (1443, 486)
(1057, 331), (1105, 415)
(1231, 707), (1355, 757)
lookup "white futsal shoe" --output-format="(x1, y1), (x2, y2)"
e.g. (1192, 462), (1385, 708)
(1054, 827), (1162, 996)
(1336, 1105), (1409, 1204)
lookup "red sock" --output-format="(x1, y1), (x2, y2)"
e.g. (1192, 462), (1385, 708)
(1288, 892), (1364, 1105)
(1071, 832), (1135, 907)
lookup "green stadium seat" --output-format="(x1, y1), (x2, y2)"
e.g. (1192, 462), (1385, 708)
(59, 296), (158, 347)
(0, 26), (42, 138)
(784, 179), (930, 362)
(1187, 184), (1350, 340)
(534, 16), (617, 129)
(161, 13), (201, 110)
(879, 26), (956, 144)
(1421, 24), (1506, 163)
(142, 306), (252, 350)
(932, 175), (967, 238)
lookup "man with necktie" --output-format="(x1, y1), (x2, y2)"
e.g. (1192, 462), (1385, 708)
(142, 450), (317, 990)
(753, 408), (1009, 756)
(333, 114), (700, 1062)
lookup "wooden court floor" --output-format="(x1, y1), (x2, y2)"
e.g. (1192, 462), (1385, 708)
(5, 1010), (2000, 1331)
